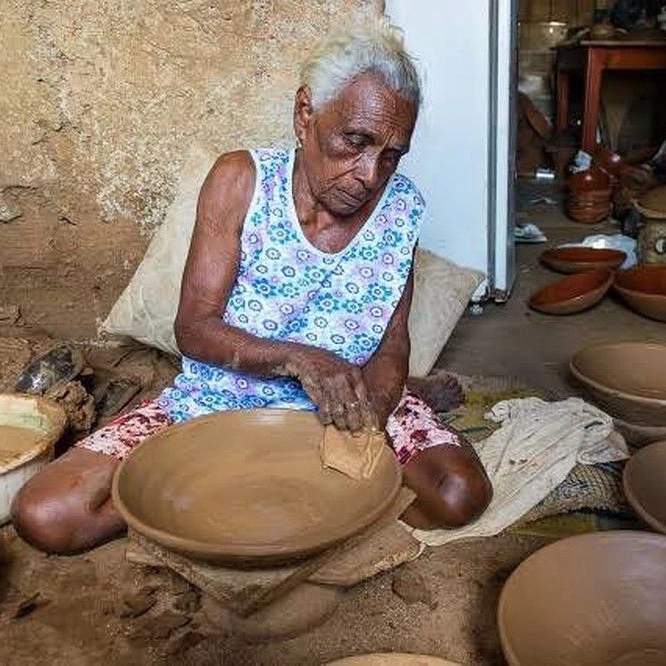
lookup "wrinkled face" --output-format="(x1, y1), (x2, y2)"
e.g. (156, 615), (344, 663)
(294, 72), (417, 217)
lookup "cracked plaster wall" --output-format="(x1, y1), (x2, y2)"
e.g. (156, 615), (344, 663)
(0, 0), (381, 339)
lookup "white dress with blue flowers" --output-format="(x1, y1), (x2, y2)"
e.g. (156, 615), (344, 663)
(157, 147), (425, 422)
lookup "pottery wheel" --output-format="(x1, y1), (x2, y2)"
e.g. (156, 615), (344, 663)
(112, 409), (402, 566)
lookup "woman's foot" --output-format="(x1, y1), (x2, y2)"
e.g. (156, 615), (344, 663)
(406, 371), (465, 413)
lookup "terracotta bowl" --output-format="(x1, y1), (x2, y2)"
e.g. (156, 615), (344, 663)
(570, 342), (666, 426)
(112, 409), (402, 566)
(528, 269), (613, 315)
(327, 655), (460, 665)
(623, 440), (666, 534)
(613, 266), (666, 322)
(498, 531), (666, 666)
(540, 247), (626, 274)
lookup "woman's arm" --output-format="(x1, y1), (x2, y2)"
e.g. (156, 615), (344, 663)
(361, 263), (414, 429)
(174, 151), (372, 430)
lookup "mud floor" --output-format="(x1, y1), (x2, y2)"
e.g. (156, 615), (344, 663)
(0, 181), (661, 664)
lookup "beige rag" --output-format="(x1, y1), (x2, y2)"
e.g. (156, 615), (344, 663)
(320, 426), (386, 480)
(407, 397), (629, 547)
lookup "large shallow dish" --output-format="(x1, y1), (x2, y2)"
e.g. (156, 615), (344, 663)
(528, 269), (613, 315)
(623, 440), (666, 534)
(327, 655), (460, 665)
(570, 342), (666, 426)
(613, 266), (666, 322)
(113, 409), (402, 566)
(0, 394), (67, 524)
(498, 531), (666, 666)
(540, 247), (626, 274)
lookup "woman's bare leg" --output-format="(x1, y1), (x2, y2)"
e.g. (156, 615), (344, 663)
(11, 448), (124, 554)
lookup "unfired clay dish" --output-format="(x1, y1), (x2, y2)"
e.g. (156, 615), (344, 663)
(540, 247), (626, 274)
(327, 655), (460, 666)
(613, 266), (666, 322)
(570, 343), (666, 426)
(112, 410), (402, 566)
(0, 394), (67, 524)
(498, 531), (666, 666)
(528, 269), (613, 315)
(623, 440), (666, 534)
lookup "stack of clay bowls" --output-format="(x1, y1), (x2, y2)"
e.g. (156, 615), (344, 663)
(570, 342), (666, 446)
(567, 166), (612, 224)
(528, 246), (626, 315)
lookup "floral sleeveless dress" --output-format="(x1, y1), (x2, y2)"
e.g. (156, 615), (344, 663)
(157, 147), (424, 422)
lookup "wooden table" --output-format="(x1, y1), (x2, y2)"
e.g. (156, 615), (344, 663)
(555, 40), (666, 152)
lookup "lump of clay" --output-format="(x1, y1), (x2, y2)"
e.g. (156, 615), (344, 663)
(320, 426), (385, 480)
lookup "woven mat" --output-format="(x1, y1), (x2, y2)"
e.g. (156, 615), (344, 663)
(443, 374), (631, 523)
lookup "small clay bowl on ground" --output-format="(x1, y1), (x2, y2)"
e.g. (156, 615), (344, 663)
(570, 342), (666, 426)
(498, 531), (666, 665)
(528, 269), (613, 315)
(113, 409), (402, 566)
(623, 440), (666, 534)
(540, 247), (626, 274)
(613, 266), (666, 322)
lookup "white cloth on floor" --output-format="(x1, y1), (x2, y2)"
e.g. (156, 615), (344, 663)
(409, 397), (629, 547)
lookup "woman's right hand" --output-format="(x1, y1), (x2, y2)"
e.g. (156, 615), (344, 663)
(285, 346), (378, 432)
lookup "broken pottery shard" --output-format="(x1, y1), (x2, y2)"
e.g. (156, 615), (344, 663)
(320, 426), (385, 480)
(0, 197), (21, 223)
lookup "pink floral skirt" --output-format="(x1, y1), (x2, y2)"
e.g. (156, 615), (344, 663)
(76, 389), (462, 465)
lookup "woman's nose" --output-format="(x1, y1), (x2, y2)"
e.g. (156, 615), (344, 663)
(356, 152), (380, 190)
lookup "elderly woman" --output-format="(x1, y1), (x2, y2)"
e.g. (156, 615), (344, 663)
(13, 23), (491, 554)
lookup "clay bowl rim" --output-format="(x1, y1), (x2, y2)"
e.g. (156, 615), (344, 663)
(569, 342), (666, 409)
(528, 268), (613, 315)
(497, 530), (666, 666)
(613, 265), (666, 296)
(622, 440), (666, 535)
(0, 393), (67, 474)
(111, 409), (403, 566)
(540, 247), (626, 274)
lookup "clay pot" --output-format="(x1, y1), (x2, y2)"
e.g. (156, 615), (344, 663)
(498, 531), (666, 665)
(593, 146), (624, 177)
(570, 342), (666, 426)
(528, 269), (613, 315)
(540, 247), (626, 274)
(112, 409), (402, 566)
(613, 266), (666, 322)
(568, 167), (611, 194)
(623, 440), (666, 534)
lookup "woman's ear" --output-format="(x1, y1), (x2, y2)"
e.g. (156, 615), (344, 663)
(293, 85), (314, 145)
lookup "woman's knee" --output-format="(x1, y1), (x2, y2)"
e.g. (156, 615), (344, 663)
(11, 480), (84, 554)
(402, 446), (492, 529)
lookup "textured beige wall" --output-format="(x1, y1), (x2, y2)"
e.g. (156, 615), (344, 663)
(0, 0), (381, 339)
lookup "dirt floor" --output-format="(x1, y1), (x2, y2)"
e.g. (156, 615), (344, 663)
(0, 180), (662, 665)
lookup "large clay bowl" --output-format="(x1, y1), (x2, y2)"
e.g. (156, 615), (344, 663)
(112, 410), (402, 566)
(540, 247), (626, 274)
(498, 531), (666, 665)
(623, 440), (666, 534)
(327, 655), (460, 665)
(614, 266), (666, 322)
(570, 342), (666, 426)
(528, 269), (613, 315)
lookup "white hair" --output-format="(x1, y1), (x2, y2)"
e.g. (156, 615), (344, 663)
(300, 19), (421, 111)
